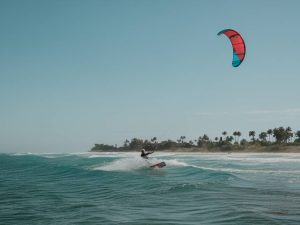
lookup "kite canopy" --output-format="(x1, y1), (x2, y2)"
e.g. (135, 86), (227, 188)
(218, 29), (246, 67)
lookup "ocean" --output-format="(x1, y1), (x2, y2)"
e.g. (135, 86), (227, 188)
(1, 152), (300, 225)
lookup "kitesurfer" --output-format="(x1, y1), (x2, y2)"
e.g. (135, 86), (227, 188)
(141, 149), (154, 159)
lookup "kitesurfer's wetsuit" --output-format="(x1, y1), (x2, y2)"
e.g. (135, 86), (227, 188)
(141, 149), (153, 159)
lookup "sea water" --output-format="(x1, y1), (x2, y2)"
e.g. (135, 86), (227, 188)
(1, 152), (300, 225)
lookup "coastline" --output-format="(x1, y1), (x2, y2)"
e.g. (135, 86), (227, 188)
(90, 145), (300, 154)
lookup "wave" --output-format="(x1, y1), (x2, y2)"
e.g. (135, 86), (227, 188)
(90, 155), (300, 175)
(189, 164), (300, 174)
(92, 157), (188, 172)
(4, 152), (300, 175)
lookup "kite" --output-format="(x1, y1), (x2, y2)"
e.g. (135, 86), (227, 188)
(218, 29), (246, 67)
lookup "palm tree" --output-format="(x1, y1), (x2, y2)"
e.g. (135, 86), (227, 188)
(151, 137), (157, 143)
(289, 133), (294, 143)
(124, 139), (130, 148)
(226, 136), (234, 143)
(237, 131), (242, 143)
(286, 127), (293, 143)
(267, 129), (273, 142)
(273, 127), (285, 143)
(222, 131), (227, 141)
(178, 136), (186, 143)
(259, 132), (267, 142)
(202, 134), (210, 142)
(295, 130), (300, 142)
(249, 131), (256, 142)
(150, 137), (158, 149)
(233, 131), (237, 142)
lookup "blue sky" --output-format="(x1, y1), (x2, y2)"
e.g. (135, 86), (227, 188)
(1, 0), (300, 153)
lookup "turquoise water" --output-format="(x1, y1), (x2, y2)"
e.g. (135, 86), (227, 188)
(1, 152), (300, 225)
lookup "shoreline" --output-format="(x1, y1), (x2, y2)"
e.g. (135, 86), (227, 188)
(88, 152), (300, 156)
(90, 146), (300, 154)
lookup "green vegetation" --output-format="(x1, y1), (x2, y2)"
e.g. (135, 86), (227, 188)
(90, 126), (300, 152)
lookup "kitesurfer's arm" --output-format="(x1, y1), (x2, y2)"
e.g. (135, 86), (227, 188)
(146, 151), (154, 156)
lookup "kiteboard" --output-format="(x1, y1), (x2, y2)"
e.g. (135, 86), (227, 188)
(150, 161), (166, 169)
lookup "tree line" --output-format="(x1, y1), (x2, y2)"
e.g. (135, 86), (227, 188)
(90, 126), (300, 151)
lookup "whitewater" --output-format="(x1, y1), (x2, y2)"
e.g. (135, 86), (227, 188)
(1, 152), (300, 224)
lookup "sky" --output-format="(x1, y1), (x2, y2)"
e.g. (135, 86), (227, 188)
(1, 0), (300, 153)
